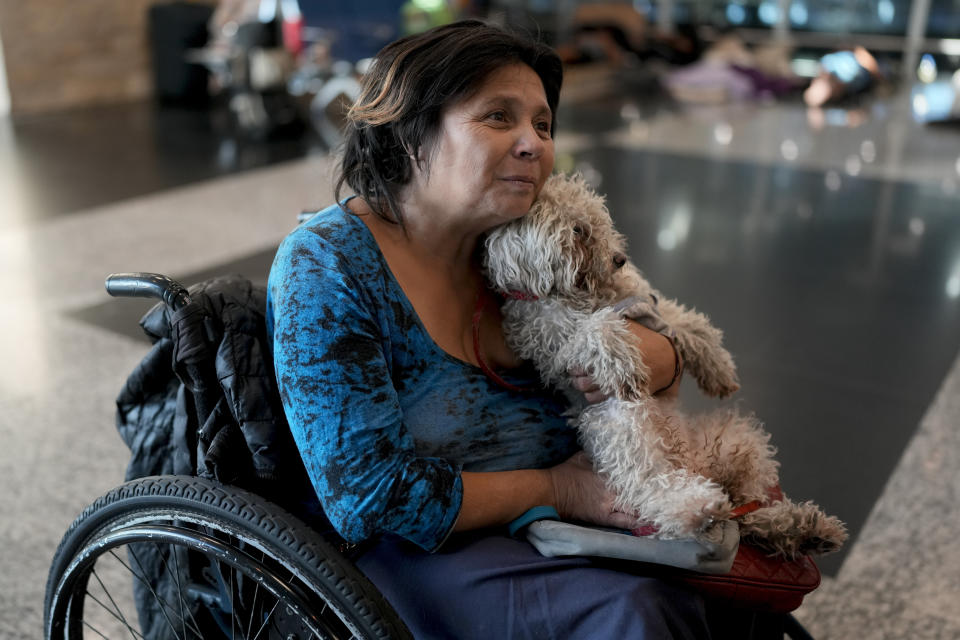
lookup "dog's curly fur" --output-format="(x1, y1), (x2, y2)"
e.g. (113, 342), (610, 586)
(484, 173), (847, 559)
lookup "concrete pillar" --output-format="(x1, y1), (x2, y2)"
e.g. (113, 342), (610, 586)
(657, 0), (675, 34)
(903, 0), (932, 80)
(775, 0), (792, 42)
(0, 30), (9, 116)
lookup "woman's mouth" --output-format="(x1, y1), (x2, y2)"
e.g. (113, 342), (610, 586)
(501, 176), (536, 188)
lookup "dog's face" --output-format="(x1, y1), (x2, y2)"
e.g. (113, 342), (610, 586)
(484, 173), (629, 303)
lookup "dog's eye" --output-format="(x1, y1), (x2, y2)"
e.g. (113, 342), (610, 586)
(573, 225), (583, 235)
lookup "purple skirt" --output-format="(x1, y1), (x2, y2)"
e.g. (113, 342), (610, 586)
(356, 531), (781, 639)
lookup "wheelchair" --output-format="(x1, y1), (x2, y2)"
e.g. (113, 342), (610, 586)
(44, 272), (413, 639)
(45, 272), (817, 639)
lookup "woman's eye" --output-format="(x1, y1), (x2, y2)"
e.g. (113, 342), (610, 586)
(535, 121), (551, 133)
(487, 111), (507, 122)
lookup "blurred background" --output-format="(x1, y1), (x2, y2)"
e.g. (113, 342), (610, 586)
(1, 1), (959, 638)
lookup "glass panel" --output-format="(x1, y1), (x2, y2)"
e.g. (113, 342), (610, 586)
(665, 0), (913, 34)
(788, 0), (911, 35)
(702, 2), (774, 30)
(928, 0), (960, 39)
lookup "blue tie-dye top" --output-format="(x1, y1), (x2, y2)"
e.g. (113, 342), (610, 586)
(266, 202), (577, 551)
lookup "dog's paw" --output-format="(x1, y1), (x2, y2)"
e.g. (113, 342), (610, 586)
(798, 513), (848, 556)
(642, 479), (733, 539)
(682, 496), (733, 535)
(701, 377), (740, 398)
(739, 500), (848, 559)
(702, 497), (734, 526)
(695, 519), (730, 546)
(691, 348), (740, 398)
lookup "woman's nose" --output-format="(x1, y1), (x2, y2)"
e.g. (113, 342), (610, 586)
(515, 125), (546, 159)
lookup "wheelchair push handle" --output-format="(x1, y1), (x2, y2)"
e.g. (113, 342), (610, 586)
(105, 272), (192, 312)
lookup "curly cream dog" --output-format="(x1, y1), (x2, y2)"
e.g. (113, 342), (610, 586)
(484, 173), (846, 559)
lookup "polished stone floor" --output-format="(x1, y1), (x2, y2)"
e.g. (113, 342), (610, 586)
(2, 68), (959, 638)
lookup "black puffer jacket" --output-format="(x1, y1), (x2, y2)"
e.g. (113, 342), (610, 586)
(115, 275), (326, 638)
(117, 274), (321, 510)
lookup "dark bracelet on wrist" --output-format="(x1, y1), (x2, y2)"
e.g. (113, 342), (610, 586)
(653, 333), (683, 395)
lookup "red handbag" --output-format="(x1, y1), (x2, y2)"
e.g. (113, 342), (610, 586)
(668, 486), (821, 613)
(675, 542), (821, 612)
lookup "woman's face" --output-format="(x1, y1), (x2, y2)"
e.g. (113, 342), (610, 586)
(408, 63), (556, 231)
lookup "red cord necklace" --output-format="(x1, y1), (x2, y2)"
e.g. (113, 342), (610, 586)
(471, 293), (536, 393)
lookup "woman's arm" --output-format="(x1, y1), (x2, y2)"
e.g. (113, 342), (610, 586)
(455, 453), (639, 532)
(571, 319), (681, 402)
(454, 470), (553, 531)
(270, 226), (463, 552)
(626, 320), (682, 394)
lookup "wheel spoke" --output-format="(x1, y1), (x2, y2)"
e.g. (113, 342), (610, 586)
(227, 560), (238, 639)
(246, 574), (261, 639)
(156, 541), (206, 639)
(89, 567), (139, 640)
(155, 542), (188, 640)
(83, 590), (146, 640)
(115, 547), (187, 640)
(82, 618), (117, 640)
(250, 598), (282, 640)
(110, 548), (205, 637)
(203, 556), (249, 639)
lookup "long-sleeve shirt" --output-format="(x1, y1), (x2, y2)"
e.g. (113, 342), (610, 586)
(267, 202), (577, 551)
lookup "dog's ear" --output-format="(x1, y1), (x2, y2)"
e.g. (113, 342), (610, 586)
(483, 218), (558, 297)
(574, 251), (604, 296)
(570, 221), (610, 296)
(569, 222), (591, 288)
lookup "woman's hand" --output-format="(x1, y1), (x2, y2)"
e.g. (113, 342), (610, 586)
(569, 367), (611, 404)
(547, 452), (637, 529)
(569, 320), (682, 403)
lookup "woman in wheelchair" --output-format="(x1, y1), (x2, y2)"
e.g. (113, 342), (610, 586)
(267, 20), (781, 639)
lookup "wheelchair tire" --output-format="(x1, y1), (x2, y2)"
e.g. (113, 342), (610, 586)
(44, 475), (412, 640)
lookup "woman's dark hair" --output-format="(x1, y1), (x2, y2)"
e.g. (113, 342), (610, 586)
(335, 20), (563, 226)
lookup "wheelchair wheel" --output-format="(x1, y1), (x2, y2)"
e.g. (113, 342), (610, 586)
(45, 475), (412, 639)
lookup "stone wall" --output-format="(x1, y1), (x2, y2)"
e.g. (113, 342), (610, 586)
(0, 0), (208, 114)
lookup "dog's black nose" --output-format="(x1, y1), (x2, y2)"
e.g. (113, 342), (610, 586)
(613, 253), (627, 269)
